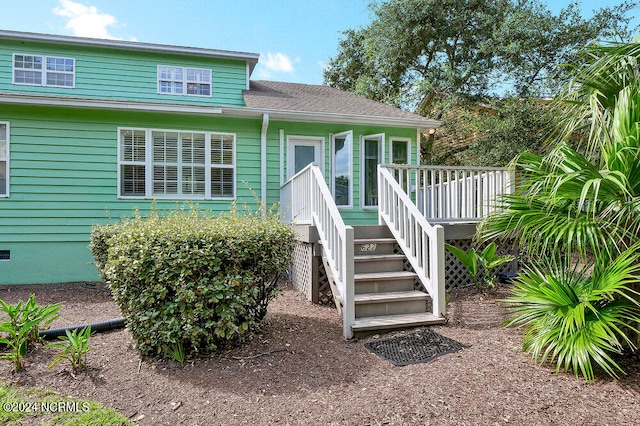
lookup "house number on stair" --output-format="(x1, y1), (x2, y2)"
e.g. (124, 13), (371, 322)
(360, 244), (377, 252)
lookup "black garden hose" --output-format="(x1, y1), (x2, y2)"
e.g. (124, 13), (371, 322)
(39, 317), (125, 339)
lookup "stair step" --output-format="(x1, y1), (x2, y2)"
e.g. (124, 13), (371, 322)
(355, 271), (417, 282)
(354, 254), (406, 274)
(351, 312), (445, 332)
(354, 290), (428, 304)
(354, 238), (397, 244)
(353, 225), (393, 239)
(354, 254), (406, 262)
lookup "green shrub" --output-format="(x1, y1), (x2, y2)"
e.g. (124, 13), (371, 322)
(88, 223), (122, 282)
(90, 206), (295, 359)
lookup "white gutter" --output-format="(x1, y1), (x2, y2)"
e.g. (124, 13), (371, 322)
(222, 105), (441, 129)
(0, 94), (223, 116)
(0, 93), (441, 129)
(260, 113), (269, 214)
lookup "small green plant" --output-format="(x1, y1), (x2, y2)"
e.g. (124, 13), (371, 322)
(22, 295), (62, 345)
(0, 296), (61, 372)
(445, 242), (514, 293)
(169, 342), (185, 364)
(45, 325), (92, 371)
(0, 314), (41, 373)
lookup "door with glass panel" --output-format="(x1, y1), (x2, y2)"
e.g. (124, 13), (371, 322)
(286, 137), (323, 180)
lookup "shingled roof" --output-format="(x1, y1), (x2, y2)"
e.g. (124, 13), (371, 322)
(243, 80), (439, 128)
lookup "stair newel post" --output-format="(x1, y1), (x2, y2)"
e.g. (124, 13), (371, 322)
(430, 224), (446, 317)
(377, 165), (385, 226)
(343, 225), (355, 339)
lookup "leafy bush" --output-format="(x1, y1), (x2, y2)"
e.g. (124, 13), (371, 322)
(90, 206), (295, 359)
(0, 296), (61, 372)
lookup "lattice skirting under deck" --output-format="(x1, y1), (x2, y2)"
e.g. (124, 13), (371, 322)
(444, 239), (518, 290)
(290, 242), (314, 301)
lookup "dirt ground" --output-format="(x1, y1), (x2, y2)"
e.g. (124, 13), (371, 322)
(1, 281), (639, 426)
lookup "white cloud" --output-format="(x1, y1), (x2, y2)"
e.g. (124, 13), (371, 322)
(318, 60), (329, 72)
(262, 52), (295, 73)
(53, 0), (118, 39)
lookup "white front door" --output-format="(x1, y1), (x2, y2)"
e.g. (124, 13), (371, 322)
(287, 137), (323, 180)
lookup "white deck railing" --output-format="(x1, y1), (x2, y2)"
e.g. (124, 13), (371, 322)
(385, 165), (514, 222)
(378, 166), (446, 318)
(281, 164), (355, 339)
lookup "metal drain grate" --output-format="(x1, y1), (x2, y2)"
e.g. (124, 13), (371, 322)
(364, 329), (467, 366)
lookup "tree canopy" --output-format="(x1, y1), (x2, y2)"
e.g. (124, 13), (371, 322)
(324, 0), (638, 114)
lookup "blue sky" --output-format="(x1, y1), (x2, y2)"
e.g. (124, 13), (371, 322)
(1, 0), (637, 85)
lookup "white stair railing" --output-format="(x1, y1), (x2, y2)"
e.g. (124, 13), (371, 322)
(385, 165), (514, 222)
(281, 164), (355, 339)
(378, 165), (446, 318)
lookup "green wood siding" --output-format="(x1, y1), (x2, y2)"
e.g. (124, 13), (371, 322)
(0, 104), (261, 284)
(0, 40), (247, 107)
(0, 104), (420, 284)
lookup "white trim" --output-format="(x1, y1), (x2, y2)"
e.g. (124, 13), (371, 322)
(0, 30), (260, 70)
(279, 129), (285, 187)
(222, 106), (441, 129)
(331, 130), (353, 209)
(117, 127), (236, 200)
(416, 129), (422, 165)
(0, 94), (223, 115)
(360, 133), (384, 210)
(0, 93), (440, 128)
(12, 53), (75, 88)
(286, 135), (324, 181)
(389, 137), (411, 165)
(156, 65), (212, 97)
(0, 122), (9, 198)
(260, 114), (269, 208)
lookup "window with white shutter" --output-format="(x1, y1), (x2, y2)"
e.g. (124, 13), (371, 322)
(118, 128), (234, 199)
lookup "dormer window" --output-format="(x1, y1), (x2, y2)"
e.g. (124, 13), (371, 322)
(13, 54), (75, 87)
(157, 65), (211, 97)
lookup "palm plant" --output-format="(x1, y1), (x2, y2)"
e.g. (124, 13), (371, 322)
(504, 247), (640, 381)
(480, 40), (640, 380)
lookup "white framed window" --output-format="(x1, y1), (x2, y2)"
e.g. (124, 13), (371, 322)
(0, 122), (9, 197)
(157, 65), (211, 97)
(118, 128), (234, 199)
(210, 133), (235, 198)
(390, 137), (411, 164)
(331, 131), (353, 208)
(13, 54), (75, 88)
(361, 133), (384, 208)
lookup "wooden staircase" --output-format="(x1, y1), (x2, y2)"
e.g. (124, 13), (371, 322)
(342, 225), (445, 334)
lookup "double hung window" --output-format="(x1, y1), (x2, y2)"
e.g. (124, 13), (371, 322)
(13, 54), (75, 87)
(157, 66), (211, 96)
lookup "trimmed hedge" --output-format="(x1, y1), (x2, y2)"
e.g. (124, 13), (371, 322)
(90, 206), (295, 359)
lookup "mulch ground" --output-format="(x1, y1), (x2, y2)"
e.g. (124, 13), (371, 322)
(1, 282), (639, 425)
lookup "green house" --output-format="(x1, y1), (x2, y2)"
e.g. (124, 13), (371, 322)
(0, 30), (513, 338)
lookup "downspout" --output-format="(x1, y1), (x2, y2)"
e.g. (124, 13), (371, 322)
(261, 113), (269, 215)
